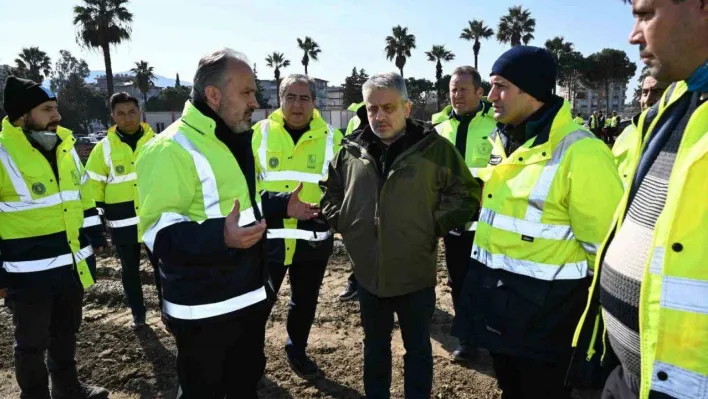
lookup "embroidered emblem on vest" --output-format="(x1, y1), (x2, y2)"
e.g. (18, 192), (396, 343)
(32, 182), (46, 195)
(307, 154), (317, 169)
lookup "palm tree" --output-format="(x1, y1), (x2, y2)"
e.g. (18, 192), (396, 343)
(265, 52), (291, 108)
(385, 25), (417, 78)
(460, 20), (494, 70)
(296, 37), (321, 76)
(544, 37), (575, 94)
(13, 47), (52, 84)
(497, 6), (536, 47)
(73, 0), (133, 97)
(425, 45), (455, 109)
(130, 60), (155, 110)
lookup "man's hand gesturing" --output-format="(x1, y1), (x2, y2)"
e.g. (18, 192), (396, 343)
(224, 199), (267, 249)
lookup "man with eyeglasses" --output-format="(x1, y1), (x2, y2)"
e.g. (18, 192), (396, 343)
(252, 73), (343, 380)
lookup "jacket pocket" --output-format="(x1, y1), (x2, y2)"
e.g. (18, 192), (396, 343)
(477, 270), (550, 338)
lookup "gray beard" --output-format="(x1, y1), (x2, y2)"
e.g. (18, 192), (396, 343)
(26, 131), (59, 152)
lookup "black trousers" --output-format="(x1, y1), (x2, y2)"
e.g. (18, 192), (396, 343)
(172, 308), (269, 399)
(9, 287), (84, 399)
(443, 232), (475, 312)
(268, 258), (328, 356)
(347, 271), (357, 286)
(115, 243), (161, 318)
(601, 366), (638, 399)
(491, 352), (573, 399)
(358, 286), (436, 399)
(444, 232), (474, 346)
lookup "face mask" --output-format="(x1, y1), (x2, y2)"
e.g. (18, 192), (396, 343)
(26, 131), (59, 152)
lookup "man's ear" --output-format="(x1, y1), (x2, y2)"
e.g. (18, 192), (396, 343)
(12, 114), (27, 128)
(404, 101), (412, 118)
(205, 86), (222, 109)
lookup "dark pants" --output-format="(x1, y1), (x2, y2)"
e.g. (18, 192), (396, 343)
(358, 286), (435, 399)
(268, 258), (328, 356)
(348, 271), (357, 286)
(443, 232), (474, 313)
(115, 243), (161, 319)
(491, 352), (573, 399)
(601, 366), (638, 399)
(9, 287), (84, 399)
(172, 308), (268, 399)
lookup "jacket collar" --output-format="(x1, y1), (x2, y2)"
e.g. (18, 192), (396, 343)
(431, 98), (492, 125)
(107, 122), (155, 147)
(179, 100), (220, 138)
(108, 122), (154, 138)
(348, 102), (365, 112)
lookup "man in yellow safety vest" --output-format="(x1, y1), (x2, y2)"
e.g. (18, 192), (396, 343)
(0, 76), (109, 399)
(452, 46), (623, 399)
(85, 92), (160, 330)
(252, 74), (343, 380)
(570, 1), (708, 398)
(136, 49), (318, 397)
(430, 65), (496, 363)
(612, 75), (670, 188)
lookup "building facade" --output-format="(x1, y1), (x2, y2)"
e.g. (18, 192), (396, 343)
(560, 81), (628, 118)
(327, 86), (345, 109)
(259, 79), (279, 109)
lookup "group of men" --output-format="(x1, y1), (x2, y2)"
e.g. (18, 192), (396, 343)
(587, 110), (621, 143)
(0, 0), (706, 398)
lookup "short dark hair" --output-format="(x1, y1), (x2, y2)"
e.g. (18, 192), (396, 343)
(452, 66), (483, 89)
(191, 48), (250, 103)
(110, 92), (139, 111)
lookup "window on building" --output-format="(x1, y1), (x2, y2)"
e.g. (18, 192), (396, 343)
(156, 122), (166, 133)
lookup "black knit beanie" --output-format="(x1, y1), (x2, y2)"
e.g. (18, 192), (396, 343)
(2, 76), (57, 122)
(491, 46), (557, 103)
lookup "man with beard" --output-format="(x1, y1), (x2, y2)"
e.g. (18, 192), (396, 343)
(0, 76), (108, 398)
(136, 49), (318, 398)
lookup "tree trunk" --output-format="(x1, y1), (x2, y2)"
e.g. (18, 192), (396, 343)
(102, 43), (114, 97)
(473, 41), (481, 70)
(275, 69), (281, 109)
(605, 81), (610, 114)
(399, 67), (404, 78)
(436, 61), (442, 110)
(143, 92), (148, 121)
(304, 63), (308, 76)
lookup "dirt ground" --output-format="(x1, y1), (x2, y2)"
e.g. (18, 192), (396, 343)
(0, 240), (601, 398)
